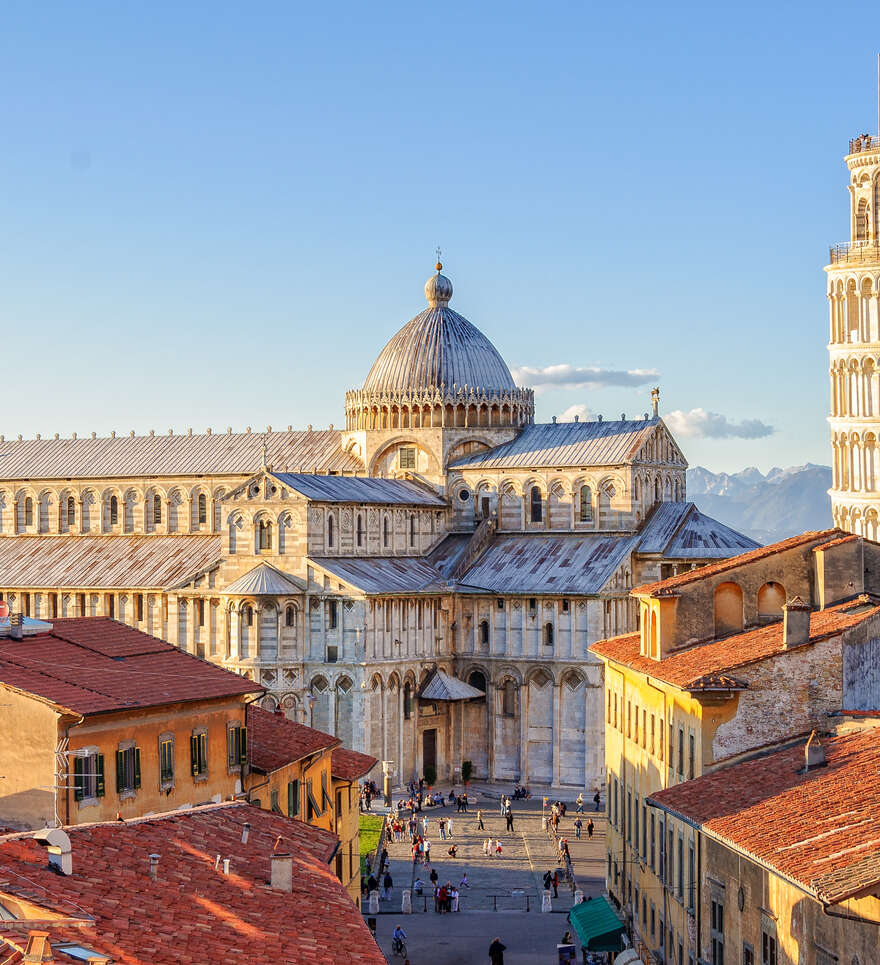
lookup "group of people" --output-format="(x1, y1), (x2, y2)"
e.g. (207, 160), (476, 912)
(574, 790), (602, 812)
(360, 779), (381, 812)
(572, 815), (595, 840)
(482, 837), (504, 856)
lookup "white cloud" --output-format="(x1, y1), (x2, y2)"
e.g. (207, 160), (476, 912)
(663, 408), (774, 440)
(511, 363), (660, 392)
(559, 403), (593, 422)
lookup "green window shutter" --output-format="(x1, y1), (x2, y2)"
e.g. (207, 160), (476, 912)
(134, 747), (141, 790)
(321, 771), (330, 810)
(239, 726), (248, 766)
(288, 779), (300, 817)
(199, 733), (207, 774)
(95, 754), (105, 797)
(227, 728), (234, 768)
(116, 751), (124, 794)
(190, 735), (199, 776)
(73, 757), (84, 802)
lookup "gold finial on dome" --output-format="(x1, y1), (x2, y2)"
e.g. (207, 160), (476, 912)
(435, 245), (442, 272)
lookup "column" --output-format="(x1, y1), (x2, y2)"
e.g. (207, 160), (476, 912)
(519, 681), (529, 783)
(255, 605), (263, 661)
(398, 685), (405, 786)
(329, 686), (338, 738)
(552, 678), (561, 787)
(487, 681), (496, 781)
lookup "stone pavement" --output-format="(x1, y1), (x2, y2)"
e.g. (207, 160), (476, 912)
(366, 791), (610, 962)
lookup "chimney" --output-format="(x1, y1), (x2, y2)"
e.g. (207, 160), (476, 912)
(10, 613), (24, 641)
(33, 828), (72, 876)
(270, 852), (293, 892)
(241, 822), (251, 844)
(782, 597), (812, 649)
(223, 858), (231, 876)
(22, 931), (54, 963)
(805, 730), (826, 771)
(552, 416), (557, 424)
(149, 853), (160, 879)
(574, 415), (579, 423)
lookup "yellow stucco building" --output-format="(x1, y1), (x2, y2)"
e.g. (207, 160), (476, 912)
(590, 529), (880, 962)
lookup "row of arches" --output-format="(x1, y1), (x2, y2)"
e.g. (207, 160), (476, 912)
(713, 580), (786, 636)
(832, 504), (879, 540)
(828, 276), (880, 345)
(344, 390), (534, 431)
(831, 431), (880, 493)
(829, 357), (880, 418)
(0, 484), (227, 536)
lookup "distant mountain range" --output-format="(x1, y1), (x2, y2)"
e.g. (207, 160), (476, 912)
(686, 464), (833, 546)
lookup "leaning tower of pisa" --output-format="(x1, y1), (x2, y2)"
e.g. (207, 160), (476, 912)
(827, 117), (880, 538)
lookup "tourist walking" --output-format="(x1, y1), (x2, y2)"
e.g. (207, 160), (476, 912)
(383, 870), (393, 901)
(477, 809), (484, 831)
(447, 817), (454, 837)
(587, 818), (594, 839)
(489, 937), (506, 965)
(505, 810), (514, 833)
(575, 793), (584, 813)
(574, 817), (582, 839)
(495, 838), (503, 856)
(593, 790), (600, 811)
(439, 817), (446, 840)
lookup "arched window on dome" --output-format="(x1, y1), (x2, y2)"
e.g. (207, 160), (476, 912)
(24, 497), (33, 528)
(578, 486), (592, 523)
(198, 493), (207, 525)
(153, 494), (162, 525)
(856, 198), (869, 241)
(479, 620), (489, 648)
(285, 604), (297, 628)
(109, 495), (118, 526)
(258, 519), (272, 551)
(530, 486), (543, 523)
(66, 496), (76, 529)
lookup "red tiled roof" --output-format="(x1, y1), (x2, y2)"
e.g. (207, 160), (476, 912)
(649, 728), (880, 904)
(814, 534), (859, 551)
(332, 747), (379, 781)
(0, 618), (261, 714)
(633, 529), (843, 596)
(589, 598), (880, 690)
(0, 802), (384, 965)
(246, 705), (339, 773)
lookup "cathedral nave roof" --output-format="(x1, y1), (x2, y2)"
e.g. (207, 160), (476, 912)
(0, 534), (220, 590)
(0, 428), (361, 480)
(223, 561), (307, 595)
(307, 555), (449, 594)
(449, 417), (663, 470)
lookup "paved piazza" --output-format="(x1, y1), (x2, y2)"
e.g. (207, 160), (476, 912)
(368, 792), (607, 964)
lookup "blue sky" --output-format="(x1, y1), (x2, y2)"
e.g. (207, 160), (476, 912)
(0, 1), (877, 473)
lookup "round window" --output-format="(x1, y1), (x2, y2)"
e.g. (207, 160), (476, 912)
(459, 490), (470, 501)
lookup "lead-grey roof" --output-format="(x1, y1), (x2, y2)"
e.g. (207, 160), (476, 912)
(0, 429), (362, 481)
(223, 562), (306, 596)
(308, 556), (448, 594)
(450, 419), (661, 470)
(455, 534), (637, 595)
(419, 669), (485, 701)
(0, 535), (220, 590)
(271, 472), (446, 506)
(637, 501), (760, 558)
(362, 305), (517, 395)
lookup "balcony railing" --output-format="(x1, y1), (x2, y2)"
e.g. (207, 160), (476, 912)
(829, 240), (880, 265)
(849, 135), (880, 154)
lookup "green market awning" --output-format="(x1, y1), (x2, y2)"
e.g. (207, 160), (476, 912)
(568, 896), (625, 952)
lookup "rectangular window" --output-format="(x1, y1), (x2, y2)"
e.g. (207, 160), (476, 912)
(650, 904), (655, 938)
(115, 745), (141, 794)
(688, 733), (695, 779)
(667, 829), (674, 886)
(270, 789), (280, 813)
(688, 840), (695, 910)
(398, 446), (416, 470)
(633, 794), (639, 854)
(607, 690), (611, 724)
(159, 737), (174, 785)
(627, 701), (632, 738)
(73, 752), (105, 801)
(634, 705), (639, 743)
(677, 836), (684, 898)
(190, 732), (208, 777)
(288, 779), (300, 817)
(197, 599), (205, 627)
(641, 801), (647, 856)
(761, 931), (777, 965)
(678, 727), (685, 777)
(326, 645), (339, 663)
(306, 778), (323, 820)
(626, 790), (632, 844)
(136, 593), (144, 622)
(496, 598), (504, 610)
(659, 718), (665, 761)
(528, 598), (537, 613)
(328, 600), (338, 629)
(658, 818), (665, 880)
(613, 693), (618, 729)
(226, 724), (247, 770)
(650, 812), (656, 870)
(743, 945), (754, 965)
(561, 598), (569, 613)
(668, 719), (674, 766)
(650, 713), (656, 754)
(711, 898), (725, 965)
(642, 709), (647, 748)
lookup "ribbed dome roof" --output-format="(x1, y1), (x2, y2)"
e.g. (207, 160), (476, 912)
(362, 268), (517, 395)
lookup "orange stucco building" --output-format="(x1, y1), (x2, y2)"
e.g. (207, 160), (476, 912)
(0, 617), (262, 829)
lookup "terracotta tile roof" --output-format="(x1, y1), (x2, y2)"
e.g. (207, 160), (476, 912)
(0, 617), (261, 715)
(0, 802), (385, 964)
(813, 534), (859, 551)
(649, 728), (880, 904)
(332, 748), (379, 781)
(246, 705), (339, 773)
(633, 529), (844, 597)
(589, 599), (880, 690)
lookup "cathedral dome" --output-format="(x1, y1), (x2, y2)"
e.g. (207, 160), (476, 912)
(362, 266), (518, 395)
